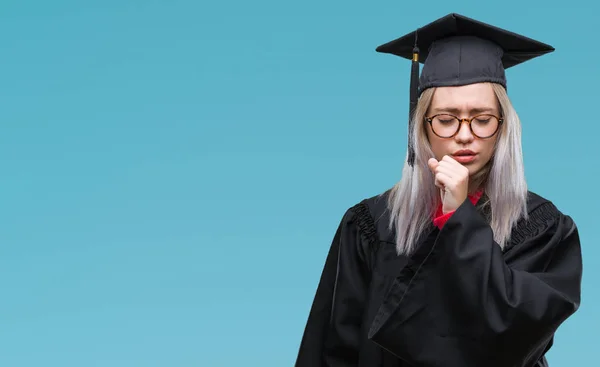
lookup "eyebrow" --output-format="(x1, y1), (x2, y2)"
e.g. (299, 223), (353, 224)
(431, 107), (497, 114)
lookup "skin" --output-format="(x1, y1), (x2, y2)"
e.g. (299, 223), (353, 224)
(425, 83), (501, 214)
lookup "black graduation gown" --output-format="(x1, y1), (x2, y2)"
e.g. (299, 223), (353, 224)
(295, 190), (582, 367)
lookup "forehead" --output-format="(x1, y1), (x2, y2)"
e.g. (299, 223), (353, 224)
(429, 83), (498, 113)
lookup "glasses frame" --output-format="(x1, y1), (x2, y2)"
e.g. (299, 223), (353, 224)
(425, 113), (504, 139)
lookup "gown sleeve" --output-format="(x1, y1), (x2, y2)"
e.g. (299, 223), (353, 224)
(295, 205), (374, 367)
(367, 199), (583, 367)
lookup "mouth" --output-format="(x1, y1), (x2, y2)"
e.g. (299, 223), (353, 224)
(452, 150), (477, 163)
(453, 150), (476, 156)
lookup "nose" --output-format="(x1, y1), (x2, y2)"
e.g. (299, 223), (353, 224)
(455, 119), (475, 143)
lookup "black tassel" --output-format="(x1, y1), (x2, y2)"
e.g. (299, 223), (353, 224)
(407, 31), (420, 167)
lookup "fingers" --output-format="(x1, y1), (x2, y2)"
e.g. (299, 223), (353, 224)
(428, 155), (469, 212)
(433, 162), (457, 179)
(438, 155), (469, 178)
(442, 155), (469, 171)
(430, 156), (461, 171)
(429, 157), (447, 189)
(441, 155), (459, 164)
(429, 155), (469, 191)
(427, 158), (439, 172)
(429, 156), (469, 174)
(434, 171), (452, 189)
(434, 175), (444, 189)
(430, 157), (458, 178)
(440, 155), (464, 171)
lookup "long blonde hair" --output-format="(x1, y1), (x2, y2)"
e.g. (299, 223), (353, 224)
(386, 83), (528, 255)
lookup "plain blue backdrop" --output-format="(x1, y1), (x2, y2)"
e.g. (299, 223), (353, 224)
(0, 0), (597, 366)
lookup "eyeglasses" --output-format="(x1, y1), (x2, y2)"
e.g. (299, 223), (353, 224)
(425, 113), (504, 139)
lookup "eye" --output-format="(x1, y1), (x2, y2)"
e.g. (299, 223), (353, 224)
(435, 115), (456, 124)
(475, 116), (492, 124)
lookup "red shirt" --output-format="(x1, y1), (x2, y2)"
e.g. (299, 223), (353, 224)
(433, 189), (484, 229)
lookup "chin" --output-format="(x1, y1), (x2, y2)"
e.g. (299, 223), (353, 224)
(466, 164), (483, 176)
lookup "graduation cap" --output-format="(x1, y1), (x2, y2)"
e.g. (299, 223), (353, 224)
(376, 13), (555, 167)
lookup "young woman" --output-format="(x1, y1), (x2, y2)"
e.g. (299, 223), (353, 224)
(294, 13), (582, 367)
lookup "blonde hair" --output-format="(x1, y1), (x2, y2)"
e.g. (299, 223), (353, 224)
(386, 83), (528, 255)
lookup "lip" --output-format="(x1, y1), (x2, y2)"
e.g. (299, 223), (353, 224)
(453, 155), (477, 163)
(452, 150), (477, 164)
(453, 149), (476, 156)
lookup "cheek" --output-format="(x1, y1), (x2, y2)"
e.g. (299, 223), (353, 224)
(479, 138), (498, 160)
(425, 127), (439, 152)
(428, 136), (449, 159)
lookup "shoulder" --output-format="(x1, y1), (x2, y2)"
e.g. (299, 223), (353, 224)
(526, 190), (558, 213)
(342, 188), (396, 246)
(525, 190), (572, 222)
(510, 190), (577, 247)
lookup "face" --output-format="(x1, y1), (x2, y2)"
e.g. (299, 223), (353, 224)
(425, 83), (502, 176)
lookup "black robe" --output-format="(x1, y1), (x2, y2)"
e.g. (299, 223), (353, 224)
(295, 190), (582, 367)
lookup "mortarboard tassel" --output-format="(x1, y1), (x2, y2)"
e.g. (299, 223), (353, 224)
(407, 31), (420, 167)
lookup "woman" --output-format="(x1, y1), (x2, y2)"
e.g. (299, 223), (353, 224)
(294, 13), (582, 367)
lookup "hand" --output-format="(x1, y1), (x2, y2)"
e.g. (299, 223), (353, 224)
(427, 156), (469, 214)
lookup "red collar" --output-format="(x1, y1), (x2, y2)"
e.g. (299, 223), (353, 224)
(434, 189), (484, 218)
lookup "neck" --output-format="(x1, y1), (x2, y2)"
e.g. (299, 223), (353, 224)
(468, 163), (491, 194)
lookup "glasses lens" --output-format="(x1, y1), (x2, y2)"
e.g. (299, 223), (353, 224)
(471, 115), (499, 137)
(431, 114), (459, 137)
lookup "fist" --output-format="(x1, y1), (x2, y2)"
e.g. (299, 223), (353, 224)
(427, 156), (469, 214)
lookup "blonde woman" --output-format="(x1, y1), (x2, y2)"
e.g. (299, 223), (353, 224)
(295, 13), (582, 367)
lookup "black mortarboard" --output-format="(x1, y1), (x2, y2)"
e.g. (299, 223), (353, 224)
(376, 13), (554, 166)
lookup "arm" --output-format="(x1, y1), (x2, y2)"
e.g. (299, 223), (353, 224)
(368, 200), (582, 367)
(295, 206), (373, 367)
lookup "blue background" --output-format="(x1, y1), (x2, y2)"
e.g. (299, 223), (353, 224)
(0, 0), (597, 365)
